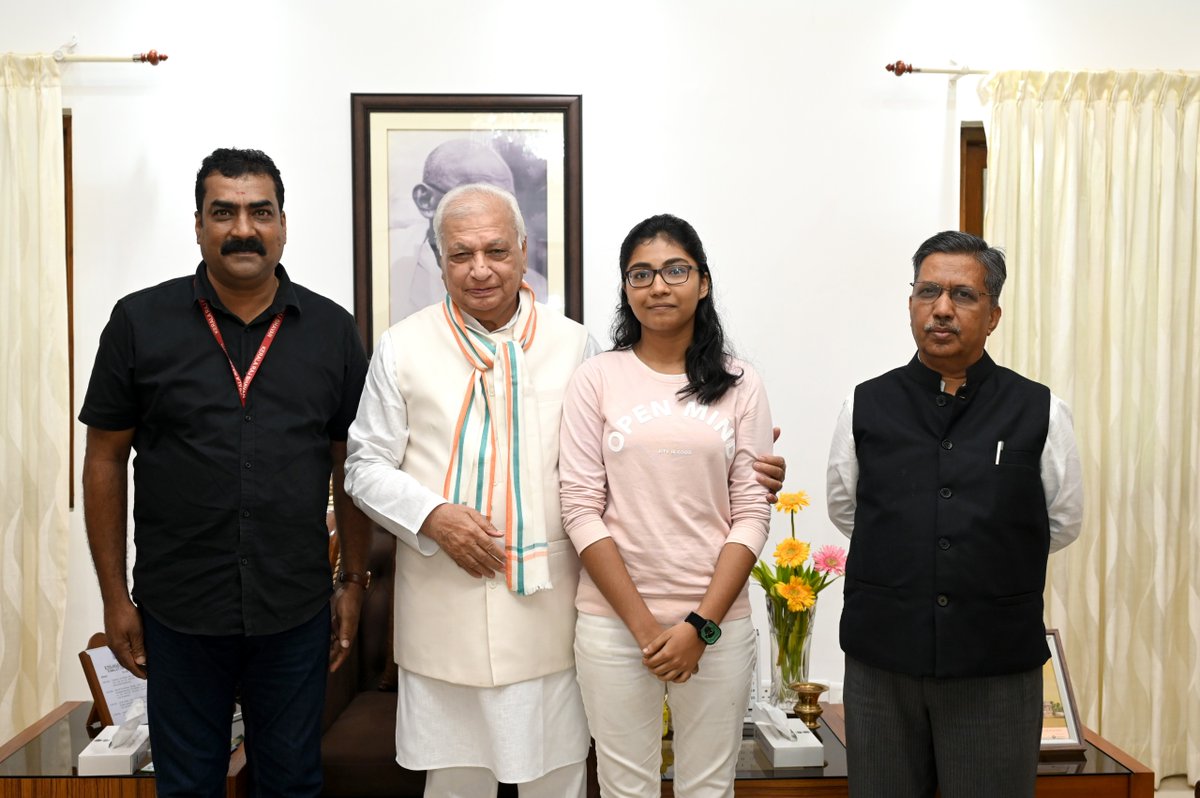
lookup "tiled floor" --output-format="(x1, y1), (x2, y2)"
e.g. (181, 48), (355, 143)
(1157, 775), (1195, 795)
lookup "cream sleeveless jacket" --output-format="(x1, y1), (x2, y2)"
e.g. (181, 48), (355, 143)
(389, 301), (589, 686)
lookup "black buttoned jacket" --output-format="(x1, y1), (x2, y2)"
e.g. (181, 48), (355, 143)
(840, 353), (1052, 678)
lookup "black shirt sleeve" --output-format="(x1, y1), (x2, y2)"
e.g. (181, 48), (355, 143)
(326, 313), (369, 442)
(79, 301), (139, 430)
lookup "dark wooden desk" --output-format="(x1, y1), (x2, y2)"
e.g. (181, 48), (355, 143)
(660, 703), (1152, 797)
(0, 701), (247, 797)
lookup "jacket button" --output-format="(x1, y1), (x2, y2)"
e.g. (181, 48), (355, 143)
(936, 594), (949, 607)
(935, 395), (948, 407)
(941, 439), (953, 450)
(939, 487), (953, 499)
(938, 537), (950, 550)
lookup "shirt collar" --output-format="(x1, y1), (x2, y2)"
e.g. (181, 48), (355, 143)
(905, 350), (996, 397)
(192, 262), (301, 319)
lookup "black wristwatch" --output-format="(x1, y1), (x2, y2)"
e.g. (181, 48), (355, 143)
(685, 612), (721, 645)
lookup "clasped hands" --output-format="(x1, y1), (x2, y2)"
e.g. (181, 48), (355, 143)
(640, 623), (705, 684)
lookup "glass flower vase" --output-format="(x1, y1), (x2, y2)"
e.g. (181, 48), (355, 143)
(766, 598), (817, 709)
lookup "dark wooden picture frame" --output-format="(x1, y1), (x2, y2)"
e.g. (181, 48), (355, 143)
(1040, 628), (1087, 758)
(350, 94), (583, 350)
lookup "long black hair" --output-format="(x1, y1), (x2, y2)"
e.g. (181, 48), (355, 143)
(611, 214), (741, 405)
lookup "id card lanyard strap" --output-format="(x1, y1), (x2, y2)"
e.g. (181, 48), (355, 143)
(198, 298), (284, 407)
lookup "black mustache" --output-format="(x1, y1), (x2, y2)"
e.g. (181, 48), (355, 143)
(221, 238), (267, 256)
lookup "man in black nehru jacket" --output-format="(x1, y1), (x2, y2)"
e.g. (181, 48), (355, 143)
(827, 230), (1084, 798)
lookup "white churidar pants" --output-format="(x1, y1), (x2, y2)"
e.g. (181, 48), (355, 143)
(395, 665), (588, 779)
(423, 760), (587, 798)
(574, 612), (755, 798)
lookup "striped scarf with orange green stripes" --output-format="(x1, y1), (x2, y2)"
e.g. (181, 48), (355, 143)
(440, 287), (551, 595)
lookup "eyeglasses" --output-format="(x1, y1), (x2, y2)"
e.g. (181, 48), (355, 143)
(910, 281), (993, 308)
(624, 264), (697, 288)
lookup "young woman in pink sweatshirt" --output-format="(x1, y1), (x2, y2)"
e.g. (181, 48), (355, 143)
(559, 214), (773, 797)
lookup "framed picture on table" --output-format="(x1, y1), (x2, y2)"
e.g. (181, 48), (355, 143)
(1040, 628), (1087, 758)
(350, 93), (583, 351)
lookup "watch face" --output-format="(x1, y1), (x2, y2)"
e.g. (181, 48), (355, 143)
(700, 621), (722, 644)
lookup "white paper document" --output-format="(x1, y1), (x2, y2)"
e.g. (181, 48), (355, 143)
(83, 645), (148, 725)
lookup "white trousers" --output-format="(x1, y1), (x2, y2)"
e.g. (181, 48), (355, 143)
(574, 612), (755, 798)
(423, 760), (587, 798)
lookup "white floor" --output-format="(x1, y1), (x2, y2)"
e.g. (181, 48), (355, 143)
(1158, 775), (1195, 795)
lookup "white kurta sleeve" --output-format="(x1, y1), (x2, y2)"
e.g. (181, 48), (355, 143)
(826, 393), (858, 539)
(344, 331), (445, 555)
(1042, 393), (1084, 553)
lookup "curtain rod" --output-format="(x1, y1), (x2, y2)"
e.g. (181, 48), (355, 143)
(55, 49), (168, 65)
(886, 61), (987, 78)
(47, 38), (168, 65)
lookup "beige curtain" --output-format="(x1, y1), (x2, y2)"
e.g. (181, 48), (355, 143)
(981, 70), (1200, 786)
(0, 54), (70, 743)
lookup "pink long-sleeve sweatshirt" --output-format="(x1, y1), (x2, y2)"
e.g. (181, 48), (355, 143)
(558, 349), (773, 625)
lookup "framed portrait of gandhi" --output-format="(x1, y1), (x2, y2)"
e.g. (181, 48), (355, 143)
(350, 94), (583, 350)
(1040, 628), (1087, 758)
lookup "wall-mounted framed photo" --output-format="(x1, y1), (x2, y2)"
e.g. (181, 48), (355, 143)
(1040, 628), (1087, 759)
(350, 93), (583, 350)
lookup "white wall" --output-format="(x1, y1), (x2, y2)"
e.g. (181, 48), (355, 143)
(4, 0), (1200, 704)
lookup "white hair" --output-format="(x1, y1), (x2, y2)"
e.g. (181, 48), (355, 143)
(432, 183), (527, 260)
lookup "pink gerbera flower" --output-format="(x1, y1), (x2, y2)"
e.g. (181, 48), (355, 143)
(812, 545), (847, 576)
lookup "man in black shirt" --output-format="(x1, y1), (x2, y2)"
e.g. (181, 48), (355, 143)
(80, 148), (371, 798)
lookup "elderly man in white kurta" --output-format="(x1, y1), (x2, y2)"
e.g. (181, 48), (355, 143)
(345, 183), (596, 797)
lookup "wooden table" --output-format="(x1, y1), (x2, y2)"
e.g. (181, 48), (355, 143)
(660, 703), (1152, 797)
(0, 702), (247, 797)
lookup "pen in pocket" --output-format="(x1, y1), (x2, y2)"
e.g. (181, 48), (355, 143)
(995, 440), (1004, 465)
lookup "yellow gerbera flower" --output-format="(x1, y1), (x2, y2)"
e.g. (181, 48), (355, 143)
(775, 577), (816, 612)
(773, 537), (810, 568)
(774, 491), (811, 514)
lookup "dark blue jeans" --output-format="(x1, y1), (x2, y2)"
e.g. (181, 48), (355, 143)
(143, 606), (329, 798)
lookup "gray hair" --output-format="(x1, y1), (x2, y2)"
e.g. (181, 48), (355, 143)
(911, 230), (1006, 306)
(432, 183), (527, 261)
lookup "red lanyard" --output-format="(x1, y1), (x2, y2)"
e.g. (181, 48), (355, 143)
(198, 298), (285, 407)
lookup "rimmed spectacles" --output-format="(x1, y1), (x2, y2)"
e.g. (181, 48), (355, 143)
(910, 281), (992, 308)
(625, 264), (696, 288)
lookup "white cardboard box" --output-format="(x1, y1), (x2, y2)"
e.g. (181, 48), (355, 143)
(754, 718), (824, 767)
(77, 725), (151, 776)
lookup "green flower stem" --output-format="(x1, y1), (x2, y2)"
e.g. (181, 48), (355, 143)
(768, 598), (816, 690)
(753, 504), (845, 703)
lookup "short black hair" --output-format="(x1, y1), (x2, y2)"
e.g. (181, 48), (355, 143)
(195, 148), (285, 212)
(912, 230), (1006, 305)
